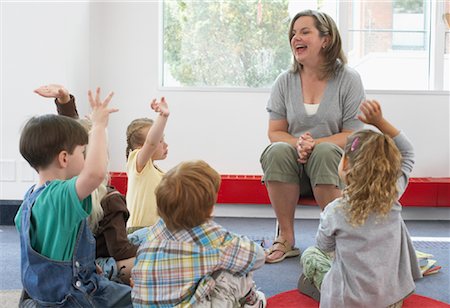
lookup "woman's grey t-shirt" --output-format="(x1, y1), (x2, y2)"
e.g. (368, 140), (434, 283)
(267, 66), (365, 138)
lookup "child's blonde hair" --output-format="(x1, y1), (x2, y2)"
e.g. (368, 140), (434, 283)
(88, 176), (107, 233)
(125, 118), (153, 159)
(342, 130), (402, 226)
(155, 160), (221, 232)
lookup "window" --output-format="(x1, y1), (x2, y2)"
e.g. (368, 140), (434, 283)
(162, 1), (292, 88)
(443, 1), (450, 90)
(162, 0), (449, 91)
(343, 0), (448, 90)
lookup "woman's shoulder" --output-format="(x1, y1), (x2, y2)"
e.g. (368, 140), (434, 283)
(279, 68), (296, 77)
(274, 69), (298, 82)
(335, 65), (362, 82)
(271, 69), (299, 91)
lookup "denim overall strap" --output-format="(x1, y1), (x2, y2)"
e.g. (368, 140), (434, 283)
(19, 183), (98, 306)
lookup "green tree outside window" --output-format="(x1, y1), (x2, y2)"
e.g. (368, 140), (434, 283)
(163, 0), (292, 88)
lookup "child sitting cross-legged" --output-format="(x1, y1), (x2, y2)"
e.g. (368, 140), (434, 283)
(15, 88), (132, 307)
(131, 160), (266, 308)
(34, 84), (138, 285)
(125, 97), (169, 233)
(298, 100), (422, 307)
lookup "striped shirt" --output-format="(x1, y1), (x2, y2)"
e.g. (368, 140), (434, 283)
(131, 219), (264, 307)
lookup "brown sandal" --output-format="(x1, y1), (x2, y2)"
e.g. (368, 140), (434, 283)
(265, 236), (300, 264)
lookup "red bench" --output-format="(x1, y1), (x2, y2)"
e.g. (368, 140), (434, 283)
(110, 173), (450, 207)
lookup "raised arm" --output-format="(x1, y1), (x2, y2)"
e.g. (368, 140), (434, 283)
(34, 84), (79, 118)
(358, 100), (399, 138)
(358, 100), (414, 195)
(136, 97), (170, 172)
(76, 88), (118, 200)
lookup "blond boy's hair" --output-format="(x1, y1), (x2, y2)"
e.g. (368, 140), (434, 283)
(156, 160), (221, 231)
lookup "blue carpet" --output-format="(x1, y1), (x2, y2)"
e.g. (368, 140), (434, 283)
(1, 218), (449, 304)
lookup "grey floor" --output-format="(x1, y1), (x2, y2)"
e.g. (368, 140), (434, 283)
(1, 218), (449, 305)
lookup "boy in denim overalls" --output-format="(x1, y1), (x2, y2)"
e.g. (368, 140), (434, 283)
(15, 88), (132, 307)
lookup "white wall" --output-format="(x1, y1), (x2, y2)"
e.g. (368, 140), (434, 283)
(1, 2), (90, 199)
(1, 2), (449, 200)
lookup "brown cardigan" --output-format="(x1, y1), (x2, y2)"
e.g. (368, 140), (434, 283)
(56, 96), (138, 260)
(95, 188), (138, 260)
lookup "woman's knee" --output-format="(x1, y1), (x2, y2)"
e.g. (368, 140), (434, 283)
(306, 143), (343, 188)
(261, 142), (295, 160)
(310, 142), (342, 162)
(260, 142), (298, 172)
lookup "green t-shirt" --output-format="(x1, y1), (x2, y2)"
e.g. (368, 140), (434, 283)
(15, 177), (92, 261)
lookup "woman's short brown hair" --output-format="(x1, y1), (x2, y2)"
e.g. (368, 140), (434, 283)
(156, 160), (221, 231)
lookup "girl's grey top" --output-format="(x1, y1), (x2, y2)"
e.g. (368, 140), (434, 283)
(316, 132), (422, 308)
(267, 66), (365, 138)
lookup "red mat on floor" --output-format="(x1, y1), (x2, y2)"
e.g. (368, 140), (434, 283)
(267, 289), (450, 307)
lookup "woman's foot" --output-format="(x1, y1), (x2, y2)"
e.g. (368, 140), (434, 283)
(265, 236), (300, 263)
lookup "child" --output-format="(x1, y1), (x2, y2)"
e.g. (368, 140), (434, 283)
(131, 160), (266, 307)
(15, 88), (132, 307)
(34, 84), (138, 284)
(125, 97), (169, 233)
(298, 100), (422, 307)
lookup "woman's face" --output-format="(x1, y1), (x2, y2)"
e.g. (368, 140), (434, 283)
(290, 16), (328, 66)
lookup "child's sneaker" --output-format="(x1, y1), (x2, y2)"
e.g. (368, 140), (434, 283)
(241, 289), (266, 308)
(297, 273), (320, 302)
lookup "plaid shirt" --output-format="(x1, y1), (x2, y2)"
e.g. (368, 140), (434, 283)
(131, 218), (263, 307)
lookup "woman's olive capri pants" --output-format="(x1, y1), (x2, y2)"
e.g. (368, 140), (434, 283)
(260, 142), (344, 196)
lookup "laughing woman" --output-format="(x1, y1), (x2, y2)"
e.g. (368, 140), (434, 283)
(261, 10), (366, 263)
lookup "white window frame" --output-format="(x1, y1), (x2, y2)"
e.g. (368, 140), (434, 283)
(429, 0), (446, 90)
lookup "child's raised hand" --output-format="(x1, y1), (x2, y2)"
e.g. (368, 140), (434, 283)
(358, 100), (383, 126)
(87, 87), (118, 128)
(34, 84), (70, 104)
(150, 97), (170, 117)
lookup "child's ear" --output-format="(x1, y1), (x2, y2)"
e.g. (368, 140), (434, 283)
(339, 154), (350, 184)
(57, 151), (69, 168)
(342, 155), (350, 172)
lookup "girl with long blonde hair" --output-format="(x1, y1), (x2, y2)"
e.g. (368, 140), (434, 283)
(299, 100), (421, 307)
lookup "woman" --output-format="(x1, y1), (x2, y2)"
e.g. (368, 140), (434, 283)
(261, 10), (365, 264)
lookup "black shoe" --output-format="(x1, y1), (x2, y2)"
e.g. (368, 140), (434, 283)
(297, 274), (320, 302)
